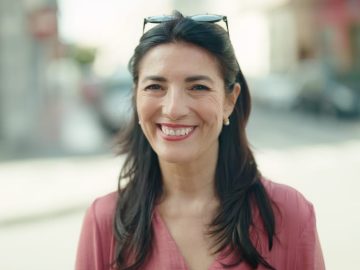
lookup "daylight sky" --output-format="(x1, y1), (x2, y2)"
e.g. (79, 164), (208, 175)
(57, 0), (274, 76)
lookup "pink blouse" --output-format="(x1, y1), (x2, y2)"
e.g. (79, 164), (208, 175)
(75, 179), (325, 269)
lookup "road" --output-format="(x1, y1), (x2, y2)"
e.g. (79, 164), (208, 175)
(0, 212), (82, 270)
(0, 105), (359, 270)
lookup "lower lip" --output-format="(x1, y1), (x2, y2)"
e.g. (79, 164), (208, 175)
(158, 126), (196, 141)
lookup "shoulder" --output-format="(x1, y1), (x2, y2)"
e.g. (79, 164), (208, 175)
(260, 177), (315, 234)
(76, 192), (118, 270)
(91, 191), (118, 216)
(261, 177), (313, 213)
(80, 191), (118, 239)
(259, 178), (325, 268)
(87, 191), (118, 229)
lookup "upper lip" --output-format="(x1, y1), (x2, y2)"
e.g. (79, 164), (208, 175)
(159, 123), (196, 128)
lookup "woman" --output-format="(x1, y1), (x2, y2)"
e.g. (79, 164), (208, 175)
(76, 11), (325, 270)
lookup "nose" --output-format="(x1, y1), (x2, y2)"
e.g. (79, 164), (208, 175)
(162, 87), (189, 120)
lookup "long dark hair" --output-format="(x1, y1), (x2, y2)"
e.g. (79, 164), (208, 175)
(113, 11), (276, 270)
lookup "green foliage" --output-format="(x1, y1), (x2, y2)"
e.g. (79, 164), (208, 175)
(70, 45), (97, 66)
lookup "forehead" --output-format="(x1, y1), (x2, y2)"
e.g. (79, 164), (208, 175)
(138, 42), (223, 80)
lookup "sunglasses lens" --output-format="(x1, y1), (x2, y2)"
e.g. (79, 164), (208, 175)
(146, 15), (175, 23)
(190, 14), (223, 23)
(143, 14), (228, 35)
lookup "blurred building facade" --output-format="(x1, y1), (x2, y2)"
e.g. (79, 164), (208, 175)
(268, 0), (360, 114)
(269, 0), (360, 73)
(0, 0), (59, 157)
(316, 0), (360, 74)
(1, 0), (359, 160)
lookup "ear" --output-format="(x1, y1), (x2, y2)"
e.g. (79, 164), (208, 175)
(224, 83), (241, 117)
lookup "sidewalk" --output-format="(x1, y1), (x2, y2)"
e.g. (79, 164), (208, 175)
(1, 140), (359, 228)
(1, 140), (360, 269)
(0, 154), (123, 226)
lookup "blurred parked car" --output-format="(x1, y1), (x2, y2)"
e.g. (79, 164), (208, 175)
(251, 60), (360, 118)
(96, 67), (133, 134)
(295, 62), (360, 117)
(249, 73), (302, 109)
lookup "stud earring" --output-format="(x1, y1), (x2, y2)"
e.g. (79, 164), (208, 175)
(223, 118), (230, 126)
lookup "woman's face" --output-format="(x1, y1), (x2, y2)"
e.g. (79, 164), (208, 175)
(136, 42), (239, 165)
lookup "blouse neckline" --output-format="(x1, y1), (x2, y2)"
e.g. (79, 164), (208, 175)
(153, 207), (229, 270)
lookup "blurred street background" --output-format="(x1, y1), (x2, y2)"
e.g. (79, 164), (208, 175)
(0, 0), (359, 269)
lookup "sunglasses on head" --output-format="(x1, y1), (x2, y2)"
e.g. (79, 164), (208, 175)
(142, 14), (229, 34)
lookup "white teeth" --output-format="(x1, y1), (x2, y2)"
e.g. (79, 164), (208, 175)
(161, 126), (193, 136)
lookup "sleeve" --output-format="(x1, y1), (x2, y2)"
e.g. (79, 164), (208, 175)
(75, 202), (106, 270)
(295, 204), (326, 270)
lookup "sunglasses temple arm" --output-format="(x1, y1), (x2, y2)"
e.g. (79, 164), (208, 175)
(142, 19), (147, 34)
(225, 20), (230, 37)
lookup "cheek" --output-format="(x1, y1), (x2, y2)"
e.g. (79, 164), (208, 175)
(197, 96), (225, 126)
(136, 94), (155, 121)
(136, 94), (151, 120)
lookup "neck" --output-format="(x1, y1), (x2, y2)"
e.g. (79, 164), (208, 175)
(158, 145), (219, 214)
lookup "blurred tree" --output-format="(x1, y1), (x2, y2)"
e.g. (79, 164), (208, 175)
(70, 46), (97, 67)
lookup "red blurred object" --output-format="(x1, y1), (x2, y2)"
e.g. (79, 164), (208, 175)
(80, 77), (102, 104)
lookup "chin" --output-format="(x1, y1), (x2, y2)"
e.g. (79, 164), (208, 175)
(156, 149), (196, 165)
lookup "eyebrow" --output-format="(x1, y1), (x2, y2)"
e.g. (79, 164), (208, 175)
(185, 75), (214, 83)
(141, 75), (214, 83)
(141, 76), (167, 83)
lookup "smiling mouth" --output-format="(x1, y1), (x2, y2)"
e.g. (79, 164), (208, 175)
(158, 124), (195, 138)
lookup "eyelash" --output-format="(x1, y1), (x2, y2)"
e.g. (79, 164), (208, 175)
(143, 84), (210, 91)
(190, 84), (210, 91)
(144, 84), (162, 91)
